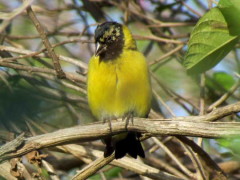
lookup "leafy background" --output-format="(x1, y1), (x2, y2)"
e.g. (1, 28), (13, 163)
(0, 0), (239, 179)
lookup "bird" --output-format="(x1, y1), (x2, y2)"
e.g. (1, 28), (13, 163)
(87, 21), (152, 159)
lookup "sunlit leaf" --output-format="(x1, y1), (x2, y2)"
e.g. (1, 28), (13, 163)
(184, 8), (239, 74)
(219, 0), (240, 35)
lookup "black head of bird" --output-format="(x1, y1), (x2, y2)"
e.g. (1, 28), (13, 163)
(94, 22), (124, 60)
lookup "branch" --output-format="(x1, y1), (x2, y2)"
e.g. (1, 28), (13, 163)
(0, 61), (86, 83)
(0, 102), (239, 162)
(133, 34), (184, 44)
(72, 154), (115, 180)
(177, 136), (227, 180)
(148, 45), (184, 66)
(0, 134), (25, 157)
(61, 144), (182, 180)
(26, 6), (66, 78)
(0, 161), (17, 180)
(0, 45), (88, 70)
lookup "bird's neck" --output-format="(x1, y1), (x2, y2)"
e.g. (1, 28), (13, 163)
(122, 26), (137, 51)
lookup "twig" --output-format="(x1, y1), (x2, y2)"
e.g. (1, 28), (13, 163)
(72, 154), (115, 180)
(108, 0), (162, 24)
(177, 138), (207, 180)
(147, 22), (196, 28)
(198, 74), (206, 147)
(147, 156), (189, 179)
(153, 90), (176, 117)
(26, 6), (66, 78)
(60, 144), (182, 180)
(181, 1), (202, 17)
(199, 74), (206, 116)
(149, 45), (184, 66)
(208, 0), (213, 9)
(0, 61), (86, 83)
(0, 0), (34, 33)
(176, 136), (227, 180)
(0, 45), (88, 70)
(152, 137), (194, 178)
(36, 73), (87, 95)
(134, 35), (184, 44)
(0, 133), (25, 157)
(42, 160), (60, 180)
(150, 72), (199, 113)
(6, 31), (88, 40)
(207, 81), (240, 112)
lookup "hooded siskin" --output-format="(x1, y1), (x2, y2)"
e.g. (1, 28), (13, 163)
(87, 22), (152, 159)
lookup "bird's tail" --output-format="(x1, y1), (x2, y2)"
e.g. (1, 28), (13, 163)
(104, 132), (145, 159)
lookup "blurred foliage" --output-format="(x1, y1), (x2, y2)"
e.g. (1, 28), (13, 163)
(218, 137), (240, 160)
(0, 0), (240, 179)
(206, 72), (235, 92)
(89, 167), (122, 179)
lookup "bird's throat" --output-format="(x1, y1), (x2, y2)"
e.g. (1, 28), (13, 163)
(99, 40), (124, 61)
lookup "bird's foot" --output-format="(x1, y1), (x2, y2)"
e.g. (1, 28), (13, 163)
(103, 117), (113, 134)
(122, 112), (134, 129)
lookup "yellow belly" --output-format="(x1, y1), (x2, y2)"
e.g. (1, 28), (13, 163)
(87, 50), (152, 120)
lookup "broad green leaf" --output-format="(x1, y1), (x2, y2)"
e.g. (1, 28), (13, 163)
(219, 0), (240, 35)
(184, 8), (239, 74)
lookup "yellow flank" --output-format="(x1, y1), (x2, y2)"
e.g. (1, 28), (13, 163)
(87, 25), (152, 120)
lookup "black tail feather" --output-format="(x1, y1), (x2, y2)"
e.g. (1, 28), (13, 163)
(107, 132), (145, 159)
(104, 136), (114, 157)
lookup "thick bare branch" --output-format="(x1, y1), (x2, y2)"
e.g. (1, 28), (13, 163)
(0, 102), (239, 162)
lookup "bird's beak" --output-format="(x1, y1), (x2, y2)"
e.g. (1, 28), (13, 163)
(95, 42), (107, 56)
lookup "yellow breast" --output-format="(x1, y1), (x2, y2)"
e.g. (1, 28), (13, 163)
(87, 50), (152, 120)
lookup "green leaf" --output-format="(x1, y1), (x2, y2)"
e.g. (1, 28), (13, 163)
(219, 0), (240, 35)
(206, 72), (235, 94)
(213, 72), (235, 91)
(183, 8), (239, 74)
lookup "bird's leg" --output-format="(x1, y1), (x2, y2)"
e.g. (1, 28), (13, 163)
(103, 117), (113, 133)
(122, 112), (134, 129)
(103, 117), (117, 157)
